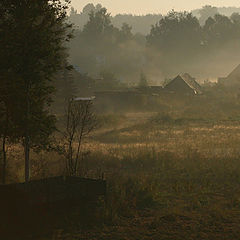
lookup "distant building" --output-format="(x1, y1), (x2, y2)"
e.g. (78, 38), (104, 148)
(218, 64), (240, 86)
(164, 73), (202, 95)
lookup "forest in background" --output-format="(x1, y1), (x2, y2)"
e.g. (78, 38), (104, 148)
(69, 4), (240, 34)
(3, 2), (240, 239)
(68, 4), (240, 85)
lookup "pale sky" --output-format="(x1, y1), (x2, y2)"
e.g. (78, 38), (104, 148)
(71, 0), (240, 15)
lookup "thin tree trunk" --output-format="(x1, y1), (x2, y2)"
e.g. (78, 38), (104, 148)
(25, 79), (30, 182)
(74, 103), (89, 175)
(1, 109), (9, 184)
(2, 135), (7, 184)
(74, 131), (83, 176)
(24, 136), (30, 182)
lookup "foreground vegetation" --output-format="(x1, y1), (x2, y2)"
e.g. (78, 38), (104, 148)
(66, 118), (240, 239)
(2, 1), (240, 239)
(5, 111), (240, 239)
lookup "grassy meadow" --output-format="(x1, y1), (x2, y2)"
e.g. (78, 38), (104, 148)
(5, 109), (240, 239)
(36, 110), (240, 239)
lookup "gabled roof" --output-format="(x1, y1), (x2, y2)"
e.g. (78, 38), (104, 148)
(226, 64), (240, 80)
(180, 73), (202, 94)
(218, 64), (240, 85)
(164, 73), (202, 94)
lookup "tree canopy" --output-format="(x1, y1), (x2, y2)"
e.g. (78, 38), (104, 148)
(147, 11), (201, 53)
(198, 5), (219, 25)
(0, 0), (72, 182)
(69, 5), (240, 85)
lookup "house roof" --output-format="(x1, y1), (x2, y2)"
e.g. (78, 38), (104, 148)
(226, 64), (240, 80)
(218, 64), (240, 85)
(165, 73), (202, 94)
(180, 73), (202, 94)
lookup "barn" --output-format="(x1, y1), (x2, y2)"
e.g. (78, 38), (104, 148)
(164, 73), (202, 95)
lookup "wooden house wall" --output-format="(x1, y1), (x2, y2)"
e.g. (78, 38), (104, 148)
(164, 78), (195, 95)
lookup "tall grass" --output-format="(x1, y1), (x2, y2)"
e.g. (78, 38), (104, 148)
(4, 113), (240, 239)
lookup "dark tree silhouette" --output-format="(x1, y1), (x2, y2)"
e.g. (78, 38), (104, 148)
(0, 0), (73, 182)
(146, 10), (202, 72)
(62, 99), (97, 176)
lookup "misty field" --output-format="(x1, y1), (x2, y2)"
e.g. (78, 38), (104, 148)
(21, 112), (240, 240)
(4, 1), (240, 240)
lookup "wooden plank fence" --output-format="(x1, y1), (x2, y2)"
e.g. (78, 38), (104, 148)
(0, 176), (107, 237)
(0, 176), (106, 206)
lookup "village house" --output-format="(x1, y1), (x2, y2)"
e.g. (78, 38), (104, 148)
(218, 64), (240, 86)
(164, 73), (202, 95)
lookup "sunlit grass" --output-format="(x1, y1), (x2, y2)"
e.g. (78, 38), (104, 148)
(5, 112), (240, 239)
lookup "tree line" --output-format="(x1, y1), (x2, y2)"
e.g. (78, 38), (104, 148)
(69, 3), (163, 35)
(69, 5), (240, 84)
(69, 4), (240, 34)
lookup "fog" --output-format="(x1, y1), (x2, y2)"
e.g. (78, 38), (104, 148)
(68, 4), (240, 85)
(3, 1), (240, 239)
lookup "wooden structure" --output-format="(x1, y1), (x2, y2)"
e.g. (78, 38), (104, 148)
(164, 74), (202, 95)
(0, 176), (106, 205)
(0, 176), (106, 237)
(218, 64), (240, 86)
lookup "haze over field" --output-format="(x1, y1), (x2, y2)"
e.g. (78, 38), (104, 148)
(71, 0), (239, 15)
(4, 1), (240, 239)
(68, 2), (240, 83)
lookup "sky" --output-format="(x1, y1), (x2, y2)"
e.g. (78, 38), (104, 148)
(71, 0), (239, 15)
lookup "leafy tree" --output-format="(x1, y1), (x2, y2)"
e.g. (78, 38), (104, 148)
(203, 14), (238, 47)
(69, 6), (147, 82)
(147, 11), (201, 51)
(81, 7), (119, 66)
(198, 5), (219, 25)
(95, 4), (103, 12)
(231, 13), (240, 37)
(119, 23), (133, 41)
(53, 64), (78, 115)
(61, 66), (78, 102)
(231, 12), (240, 24)
(147, 11), (202, 72)
(82, 3), (95, 15)
(0, 0), (72, 182)
(72, 7), (126, 75)
(82, 7), (114, 41)
(112, 14), (163, 35)
(69, 6), (240, 85)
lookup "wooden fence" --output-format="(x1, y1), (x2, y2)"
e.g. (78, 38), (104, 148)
(0, 176), (106, 205)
